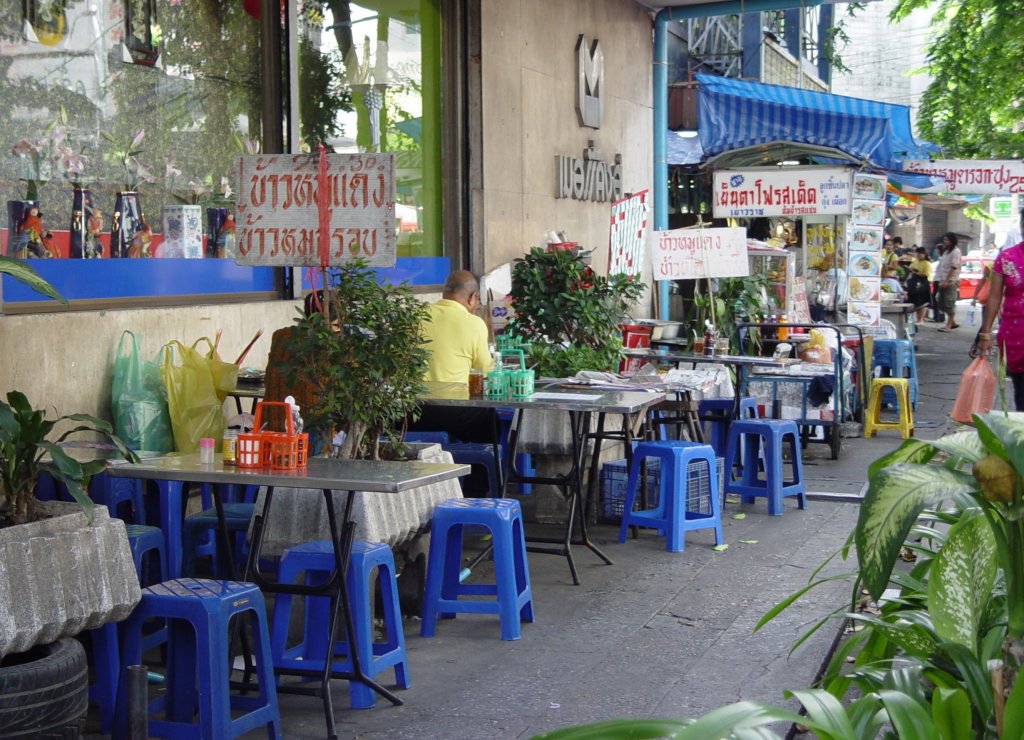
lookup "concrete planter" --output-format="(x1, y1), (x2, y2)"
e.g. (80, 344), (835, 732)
(0, 501), (142, 660)
(252, 443), (464, 557)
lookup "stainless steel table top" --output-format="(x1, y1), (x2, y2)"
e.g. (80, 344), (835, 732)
(623, 347), (801, 368)
(107, 453), (469, 492)
(419, 381), (667, 415)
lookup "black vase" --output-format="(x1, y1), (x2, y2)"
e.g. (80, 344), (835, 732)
(69, 188), (103, 258)
(6, 199), (38, 258)
(206, 206), (228, 258)
(111, 192), (147, 258)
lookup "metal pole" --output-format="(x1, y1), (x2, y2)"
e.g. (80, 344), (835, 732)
(126, 664), (149, 740)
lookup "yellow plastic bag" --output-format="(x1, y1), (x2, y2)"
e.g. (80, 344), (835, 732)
(161, 339), (238, 453)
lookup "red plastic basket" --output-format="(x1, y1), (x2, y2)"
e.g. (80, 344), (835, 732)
(236, 401), (308, 470)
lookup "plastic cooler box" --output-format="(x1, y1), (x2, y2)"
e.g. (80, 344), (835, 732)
(599, 456), (725, 523)
(618, 323), (653, 374)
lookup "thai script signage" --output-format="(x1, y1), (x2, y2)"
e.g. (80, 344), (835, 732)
(576, 35), (603, 129)
(556, 142), (622, 203)
(234, 153), (396, 267)
(607, 189), (648, 276)
(713, 168), (852, 218)
(902, 159), (1024, 194)
(652, 226), (748, 280)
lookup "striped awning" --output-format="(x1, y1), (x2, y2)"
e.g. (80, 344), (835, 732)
(696, 73), (938, 172)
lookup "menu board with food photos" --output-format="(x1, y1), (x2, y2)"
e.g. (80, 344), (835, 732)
(847, 173), (887, 329)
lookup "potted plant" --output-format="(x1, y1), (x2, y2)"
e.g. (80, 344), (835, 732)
(0, 256), (142, 736)
(288, 259), (431, 460)
(506, 244), (645, 377)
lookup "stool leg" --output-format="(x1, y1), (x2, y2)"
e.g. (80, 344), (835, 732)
(709, 459), (724, 545)
(512, 515), (534, 624)
(166, 616), (199, 724)
(740, 433), (760, 504)
(348, 565), (378, 709)
(421, 521), (451, 637)
(491, 520), (522, 640)
(377, 559), (411, 689)
(767, 436), (785, 517)
(89, 623), (120, 733)
(665, 458), (685, 553)
(194, 612), (232, 739)
(617, 458), (645, 543)
(788, 430), (807, 510)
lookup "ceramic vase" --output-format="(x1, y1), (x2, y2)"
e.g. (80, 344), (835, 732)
(6, 200), (37, 258)
(160, 204), (203, 258)
(111, 192), (149, 258)
(206, 206), (233, 258)
(69, 188), (103, 258)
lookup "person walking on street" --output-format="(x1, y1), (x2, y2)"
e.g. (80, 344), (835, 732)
(907, 246), (933, 325)
(935, 232), (962, 331)
(974, 210), (1024, 410)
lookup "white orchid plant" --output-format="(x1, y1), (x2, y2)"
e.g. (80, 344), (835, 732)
(101, 128), (157, 193)
(9, 110), (90, 199)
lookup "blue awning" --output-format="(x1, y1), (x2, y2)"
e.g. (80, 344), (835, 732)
(695, 73), (938, 172)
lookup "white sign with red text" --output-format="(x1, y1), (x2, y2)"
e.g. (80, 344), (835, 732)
(607, 189), (648, 276)
(713, 167), (852, 218)
(652, 226), (748, 281)
(234, 153), (396, 267)
(902, 160), (1024, 194)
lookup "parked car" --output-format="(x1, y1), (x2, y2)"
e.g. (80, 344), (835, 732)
(959, 256), (993, 300)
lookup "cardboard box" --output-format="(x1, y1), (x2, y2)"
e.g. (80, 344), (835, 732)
(488, 295), (514, 332)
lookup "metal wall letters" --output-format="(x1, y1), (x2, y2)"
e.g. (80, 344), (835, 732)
(576, 35), (603, 129)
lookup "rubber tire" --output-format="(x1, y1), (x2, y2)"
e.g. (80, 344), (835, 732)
(0, 638), (88, 739)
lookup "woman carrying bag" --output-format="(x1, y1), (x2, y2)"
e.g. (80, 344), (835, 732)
(973, 209), (1024, 410)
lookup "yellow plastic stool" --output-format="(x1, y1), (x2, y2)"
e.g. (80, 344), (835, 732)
(863, 377), (914, 439)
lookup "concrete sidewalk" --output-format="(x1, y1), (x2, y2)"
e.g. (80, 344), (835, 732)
(272, 323), (976, 739)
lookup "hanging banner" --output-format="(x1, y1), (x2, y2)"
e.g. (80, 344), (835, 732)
(902, 159), (1024, 194)
(234, 153), (396, 267)
(713, 167), (852, 218)
(652, 226), (748, 281)
(607, 189), (648, 276)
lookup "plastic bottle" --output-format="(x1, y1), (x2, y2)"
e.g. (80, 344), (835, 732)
(199, 437), (215, 465)
(703, 321), (715, 357)
(284, 395), (304, 434)
(777, 314), (789, 341)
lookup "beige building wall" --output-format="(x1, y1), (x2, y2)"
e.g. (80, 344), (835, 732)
(0, 301), (298, 423)
(478, 0), (654, 275)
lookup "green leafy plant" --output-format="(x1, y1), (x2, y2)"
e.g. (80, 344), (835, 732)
(100, 128), (156, 192)
(685, 274), (770, 354)
(0, 391), (137, 528)
(506, 246), (645, 377)
(287, 260), (430, 460)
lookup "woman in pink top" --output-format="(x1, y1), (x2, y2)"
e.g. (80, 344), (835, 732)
(975, 210), (1024, 409)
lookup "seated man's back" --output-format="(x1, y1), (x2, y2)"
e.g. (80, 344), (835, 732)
(421, 271), (493, 383)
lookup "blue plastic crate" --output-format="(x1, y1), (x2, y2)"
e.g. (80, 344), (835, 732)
(600, 456), (724, 523)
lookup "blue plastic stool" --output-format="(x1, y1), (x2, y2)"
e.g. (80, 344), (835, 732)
(496, 408), (534, 495)
(873, 339), (918, 410)
(723, 419), (806, 516)
(182, 502), (255, 577)
(140, 480), (186, 579)
(270, 540), (409, 709)
(617, 441), (723, 552)
(88, 523), (169, 733)
(698, 397), (759, 456)
(421, 499), (534, 641)
(35, 471), (146, 522)
(116, 579), (281, 739)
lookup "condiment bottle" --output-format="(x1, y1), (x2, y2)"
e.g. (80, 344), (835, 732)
(703, 322), (714, 357)
(199, 437), (215, 465)
(777, 314), (789, 341)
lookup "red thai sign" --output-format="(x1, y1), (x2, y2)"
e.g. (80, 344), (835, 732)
(234, 153), (396, 267)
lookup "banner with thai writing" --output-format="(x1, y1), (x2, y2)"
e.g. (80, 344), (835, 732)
(652, 226), (748, 280)
(607, 189), (648, 276)
(902, 159), (1024, 194)
(234, 153), (396, 267)
(713, 167), (852, 218)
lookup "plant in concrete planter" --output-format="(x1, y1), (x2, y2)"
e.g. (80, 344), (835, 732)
(507, 245), (644, 377)
(0, 391), (136, 527)
(0, 257), (141, 736)
(287, 259), (430, 460)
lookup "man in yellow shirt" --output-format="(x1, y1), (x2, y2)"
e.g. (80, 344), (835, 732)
(409, 271), (496, 444)
(420, 271), (494, 382)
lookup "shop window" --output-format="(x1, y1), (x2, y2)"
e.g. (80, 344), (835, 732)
(1, 0), (275, 310)
(296, 0), (448, 288)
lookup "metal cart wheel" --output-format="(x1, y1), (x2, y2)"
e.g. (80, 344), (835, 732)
(829, 424), (842, 459)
